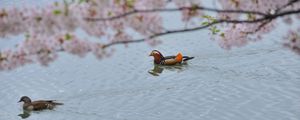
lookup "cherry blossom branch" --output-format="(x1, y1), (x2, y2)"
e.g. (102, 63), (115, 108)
(85, 6), (268, 21)
(277, 0), (300, 12)
(86, 0), (300, 22)
(243, 20), (272, 34)
(103, 8), (300, 48)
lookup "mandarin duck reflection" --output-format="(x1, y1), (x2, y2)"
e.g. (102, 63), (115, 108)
(149, 50), (194, 65)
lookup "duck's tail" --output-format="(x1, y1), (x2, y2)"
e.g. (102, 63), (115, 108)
(182, 56), (194, 61)
(54, 102), (64, 105)
(48, 100), (63, 105)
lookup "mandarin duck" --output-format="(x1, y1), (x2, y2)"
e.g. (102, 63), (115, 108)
(149, 50), (194, 65)
(18, 96), (63, 111)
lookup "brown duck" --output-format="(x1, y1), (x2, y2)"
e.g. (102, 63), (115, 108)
(149, 50), (194, 65)
(18, 96), (63, 111)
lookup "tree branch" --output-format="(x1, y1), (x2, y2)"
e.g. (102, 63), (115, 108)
(276, 0), (300, 12)
(85, 6), (267, 21)
(103, 9), (300, 48)
(243, 20), (272, 34)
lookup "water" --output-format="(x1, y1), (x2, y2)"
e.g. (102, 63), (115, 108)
(1, 0), (300, 120)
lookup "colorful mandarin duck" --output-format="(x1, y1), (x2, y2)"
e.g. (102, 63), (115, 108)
(149, 50), (194, 65)
(18, 96), (63, 111)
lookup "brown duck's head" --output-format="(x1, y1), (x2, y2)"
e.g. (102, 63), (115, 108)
(18, 96), (31, 103)
(149, 50), (164, 57)
(149, 50), (164, 64)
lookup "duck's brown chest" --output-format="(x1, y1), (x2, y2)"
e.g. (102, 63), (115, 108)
(23, 104), (34, 110)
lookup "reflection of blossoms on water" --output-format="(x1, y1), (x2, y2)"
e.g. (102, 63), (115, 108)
(1, 0), (300, 70)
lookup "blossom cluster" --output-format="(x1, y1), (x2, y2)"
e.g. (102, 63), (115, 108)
(215, 0), (300, 51)
(0, 33), (113, 70)
(284, 29), (300, 55)
(0, 0), (166, 70)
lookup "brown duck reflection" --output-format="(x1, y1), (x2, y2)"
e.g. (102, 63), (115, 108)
(18, 110), (31, 119)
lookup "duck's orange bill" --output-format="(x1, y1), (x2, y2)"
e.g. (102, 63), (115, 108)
(175, 53), (183, 62)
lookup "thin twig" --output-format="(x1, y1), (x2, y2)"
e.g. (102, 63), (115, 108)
(243, 20), (272, 34)
(276, 0), (300, 12)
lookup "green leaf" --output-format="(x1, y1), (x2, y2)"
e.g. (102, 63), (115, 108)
(201, 21), (209, 26)
(78, 0), (87, 4)
(220, 33), (225, 38)
(210, 17), (217, 22)
(191, 4), (198, 10)
(126, 0), (135, 8)
(35, 17), (42, 22)
(107, 11), (113, 16)
(202, 15), (211, 19)
(0, 53), (5, 61)
(202, 15), (217, 23)
(25, 34), (30, 39)
(53, 10), (62, 15)
(54, 2), (59, 6)
(64, 33), (72, 40)
(115, 0), (121, 5)
(247, 13), (256, 20)
(210, 26), (216, 30)
(210, 26), (220, 35)
(63, 0), (69, 16)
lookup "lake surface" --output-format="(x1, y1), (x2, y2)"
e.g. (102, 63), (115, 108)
(0, 0), (300, 120)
